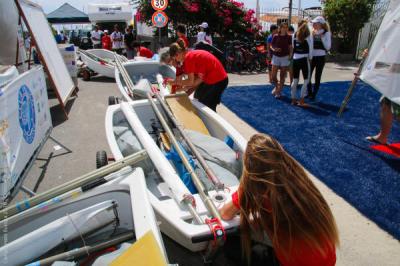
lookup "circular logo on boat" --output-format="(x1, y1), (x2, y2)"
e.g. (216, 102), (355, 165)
(18, 85), (36, 144)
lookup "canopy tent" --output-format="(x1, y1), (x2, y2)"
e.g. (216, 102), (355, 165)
(360, 0), (400, 105)
(47, 3), (89, 24)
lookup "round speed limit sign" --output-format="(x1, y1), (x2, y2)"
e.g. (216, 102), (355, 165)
(151, 0), (168, 11)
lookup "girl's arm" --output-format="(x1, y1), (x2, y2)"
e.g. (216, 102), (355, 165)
(322, 31), (332, 51)
(307, 35), (314, 59)
(220, 200), (239, 221)
(175, 73), (199, 87)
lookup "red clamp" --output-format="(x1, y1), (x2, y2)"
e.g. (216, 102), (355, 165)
(183, 194), (196, 208)
(205, 218), (226, 246)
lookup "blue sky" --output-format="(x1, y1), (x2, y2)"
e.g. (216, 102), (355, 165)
(33, 0), (321, 14)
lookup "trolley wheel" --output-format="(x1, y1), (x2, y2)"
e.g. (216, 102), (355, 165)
(96, 150), (108, 169)
(82, 69), (91, 81)
(108, 96), (119, 106)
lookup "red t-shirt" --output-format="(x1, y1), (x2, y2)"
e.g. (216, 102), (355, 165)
(231, 191), (336, 266)
(183, 50), (227, 85)
(178, 35), (190, 48)
(271, 34), (292, 57)
(139, 47), (153, 58)
(101, 35), (112, 50)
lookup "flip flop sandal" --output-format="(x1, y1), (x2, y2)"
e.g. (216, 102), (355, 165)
(366, 136), (387, 145)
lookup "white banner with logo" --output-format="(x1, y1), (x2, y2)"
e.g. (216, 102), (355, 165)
(0, 66), (52, 200)
(360, 0), (400, 105)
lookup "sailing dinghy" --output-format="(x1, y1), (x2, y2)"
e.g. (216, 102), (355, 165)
(0, 157), (169, 265)
(104, 92), (247, 252)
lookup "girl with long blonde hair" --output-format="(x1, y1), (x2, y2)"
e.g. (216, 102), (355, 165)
(220, 133), (339, 266)
(290, 22), (313, 106)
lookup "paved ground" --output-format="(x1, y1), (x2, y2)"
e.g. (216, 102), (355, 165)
(11, 62), (400, 265)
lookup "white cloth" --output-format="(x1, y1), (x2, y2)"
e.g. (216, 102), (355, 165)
(312, 30), (331, 57)
(292, 35), (313, 60)
(91, 30), (102, 45)
(197, 31), (206, 43)
(272, 55), (290, 67)
(111, 31), (124, 49)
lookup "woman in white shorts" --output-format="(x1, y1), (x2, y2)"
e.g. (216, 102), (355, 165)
(270, 23), (293, 98)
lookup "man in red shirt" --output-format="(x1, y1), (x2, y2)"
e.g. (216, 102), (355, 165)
(168, 40), (228, 111)
(132, 41), (153, 59)
(101, 30), (112, 50)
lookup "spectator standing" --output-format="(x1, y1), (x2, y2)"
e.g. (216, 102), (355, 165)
(290, 23), (313, 106)
(266, 24), (278, 87)
(270, 23), (292, 98)
(101, 30), (112, 51)
(307, 16), (332, 100)
(91, 25), (103, 49)
(111, 24), (124, 55)
(197, 22), (212, 45)
(124, 25), (135, 59)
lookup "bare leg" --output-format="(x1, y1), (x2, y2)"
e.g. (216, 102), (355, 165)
(276, 67), (287, 95)
(372, 101), (393, 144)
(271, 65), (279, 95)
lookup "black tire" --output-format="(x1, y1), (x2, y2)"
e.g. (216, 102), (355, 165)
(96, 150), (108, 169)
(108, 96), (117, 106)
(82, 69), (91, 81)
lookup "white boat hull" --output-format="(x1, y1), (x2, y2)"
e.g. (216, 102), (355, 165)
(115, 60), (175, 101)
(0, 168), (167, 264)
(80, 49), (120, 78)
(105, 99), (247, 252)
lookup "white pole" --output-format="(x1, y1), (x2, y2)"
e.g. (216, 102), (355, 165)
(298, 0), (301, 18)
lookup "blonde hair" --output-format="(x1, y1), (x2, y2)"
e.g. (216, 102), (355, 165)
(322, 22), (330, 33)
(169, 39), (186, 57)
(239, 134), (339, 264)
(296, 23), (310, 42)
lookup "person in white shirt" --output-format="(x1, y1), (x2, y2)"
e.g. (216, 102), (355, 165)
(91, 25), (103, 49)
(291, 21), (313, 106)
(307, 16), (332, 100)
(197, 22), (212, 45)
(110, 24), (124, 54)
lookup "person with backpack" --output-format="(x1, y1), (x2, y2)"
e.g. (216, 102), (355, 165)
(291, 21), (313, 106)
(307, 16), (332, 100)
(220, 133), (339, 266)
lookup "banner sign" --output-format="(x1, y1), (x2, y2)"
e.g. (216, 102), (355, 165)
(360, 0), (400, 104)
(0, 66), (52, 201)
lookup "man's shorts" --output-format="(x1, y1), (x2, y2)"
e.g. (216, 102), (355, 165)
(272, 55), (290, 67)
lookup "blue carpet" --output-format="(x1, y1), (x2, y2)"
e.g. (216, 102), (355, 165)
(222, 81), (400, 240)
